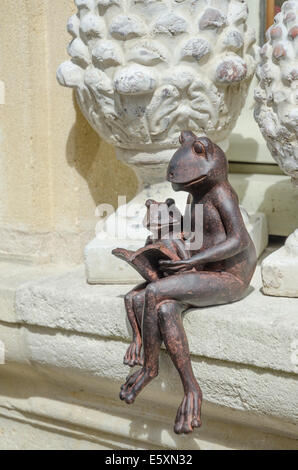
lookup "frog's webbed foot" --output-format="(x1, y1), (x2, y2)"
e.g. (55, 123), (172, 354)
(174, 388), (203, 435)
(120, 367), (158, 404)
(123, 338), (143, 368)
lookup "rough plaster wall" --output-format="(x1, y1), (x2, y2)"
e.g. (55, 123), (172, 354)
(0, 0), (51, 231)
(0, 0), (293, 264)
(0, 0), (137, 263)
(46, 0), (138, 233)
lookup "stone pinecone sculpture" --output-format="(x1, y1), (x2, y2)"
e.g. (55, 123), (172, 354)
(255, 0), (298, 185)
(58, 0), (256, 151)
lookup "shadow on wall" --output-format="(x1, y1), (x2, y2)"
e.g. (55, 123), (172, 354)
(66, 93), (138, 212)
(257, 179), (298, 236)
(227, 133), (259, 163)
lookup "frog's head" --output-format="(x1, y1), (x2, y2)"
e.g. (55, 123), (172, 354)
(143, 198), (182, 236)
(167, 131), (228, 193)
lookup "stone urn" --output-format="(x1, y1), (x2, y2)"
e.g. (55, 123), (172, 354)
(58, 0), (258, 283)
(255, 0), (298, 297)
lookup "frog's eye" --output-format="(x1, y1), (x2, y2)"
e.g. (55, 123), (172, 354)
(166, 198), (175, 207)
(193, 141), (205, 155)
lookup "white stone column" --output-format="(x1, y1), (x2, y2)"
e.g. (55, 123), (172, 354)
(255, 0), (298, 298)
(58, 0), (266, 283)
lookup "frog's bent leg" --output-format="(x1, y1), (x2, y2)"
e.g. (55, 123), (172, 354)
(120, 270), (247, 433)
(123, 283), (147, 367)
(158, 300), (202, 434)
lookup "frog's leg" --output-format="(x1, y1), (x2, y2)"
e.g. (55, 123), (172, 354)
(120, 271), (246, 434)
(123, 283), (147, 367)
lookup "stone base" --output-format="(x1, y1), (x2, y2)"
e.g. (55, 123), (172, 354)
(0, 255), (298, 449)
(85, 238), (145, 285)
(85, 212), (268, 285)
(262, 230), (298, 298)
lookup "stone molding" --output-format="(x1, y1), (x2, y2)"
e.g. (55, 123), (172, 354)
(58, 0), (257, 155)
(0, 259), (297, 449)
(255, 0), (298, 184)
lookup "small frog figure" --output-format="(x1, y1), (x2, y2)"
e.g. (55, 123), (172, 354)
(120, 131), (257, 435)
(121, 198), (189, 369)
(143, 198), (189, 262)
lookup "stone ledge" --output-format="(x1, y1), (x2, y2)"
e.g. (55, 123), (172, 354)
(0, 256), (297, 448)
(0, 365), (297, 450)
(11, 261), (298, 376)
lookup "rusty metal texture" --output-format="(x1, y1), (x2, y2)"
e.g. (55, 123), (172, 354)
(114, 131), (257, 435)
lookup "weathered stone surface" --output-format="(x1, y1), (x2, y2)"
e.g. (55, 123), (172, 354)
(56, 61), (85, 88)
(223, 30), (244, 50)
(0, 258), (298, 449)
(273, 43), (288, 60)
(227, 1), (248, 24)
(114, 65), (157, 95)
(58, 0), (256, 150)
(67, 38), (90, 66)
(97, 0), (119, 7)
(255, 1), (298, 299)
(127, 42), (167, 66)
(0, 363), (297, 449)
(75, 0), (94, 10)
(255, 0), (298, 184)
(153, 13), (187, 36)
(80, 12), (105, 38)
(67, 14), (80, 38)
(262, 230), (298, 297)
(92, 41), (123, 67)
(199, 8), (226, 30)
(12, 260), (297, 376)
(270, 26), (284, 40)
(57, 0), (256, 284)
(181, 38), (211, 61)
(109, 15), (145, 40)
(289, 25), (298, 39)
(216, 57), (247, 84)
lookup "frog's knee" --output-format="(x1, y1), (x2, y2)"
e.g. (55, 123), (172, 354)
(132, 291), (144, 309)
(145, 283), (159, 299)
(157, 301), (181, 324)
(157, 302), (171, 321)
(124, 291), (134, 306)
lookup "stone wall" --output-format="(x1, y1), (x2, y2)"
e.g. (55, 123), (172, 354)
(0, 0), (296, 266)
(0, 0), (297, 451)
(0, 0), (137, 265)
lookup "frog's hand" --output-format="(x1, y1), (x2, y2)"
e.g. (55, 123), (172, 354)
(175, 239), (190, 261)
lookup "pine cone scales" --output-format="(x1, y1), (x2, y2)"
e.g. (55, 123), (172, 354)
(255, 0), (298, 184)
(58, 0), (256, 150)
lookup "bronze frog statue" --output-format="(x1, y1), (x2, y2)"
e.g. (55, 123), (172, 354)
(115, 131), (257, 435)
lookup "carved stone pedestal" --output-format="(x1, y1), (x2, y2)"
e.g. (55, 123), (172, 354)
(262, 230), (298, 298)
(58, 0), (263, 283)
(254, 0), (298, 298)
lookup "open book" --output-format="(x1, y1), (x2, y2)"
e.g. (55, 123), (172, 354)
(112, 244), (180, 283)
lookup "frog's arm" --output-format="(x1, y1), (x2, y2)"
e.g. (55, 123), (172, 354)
(175, 240), (190, 260)
(185, 185), (250, 266)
